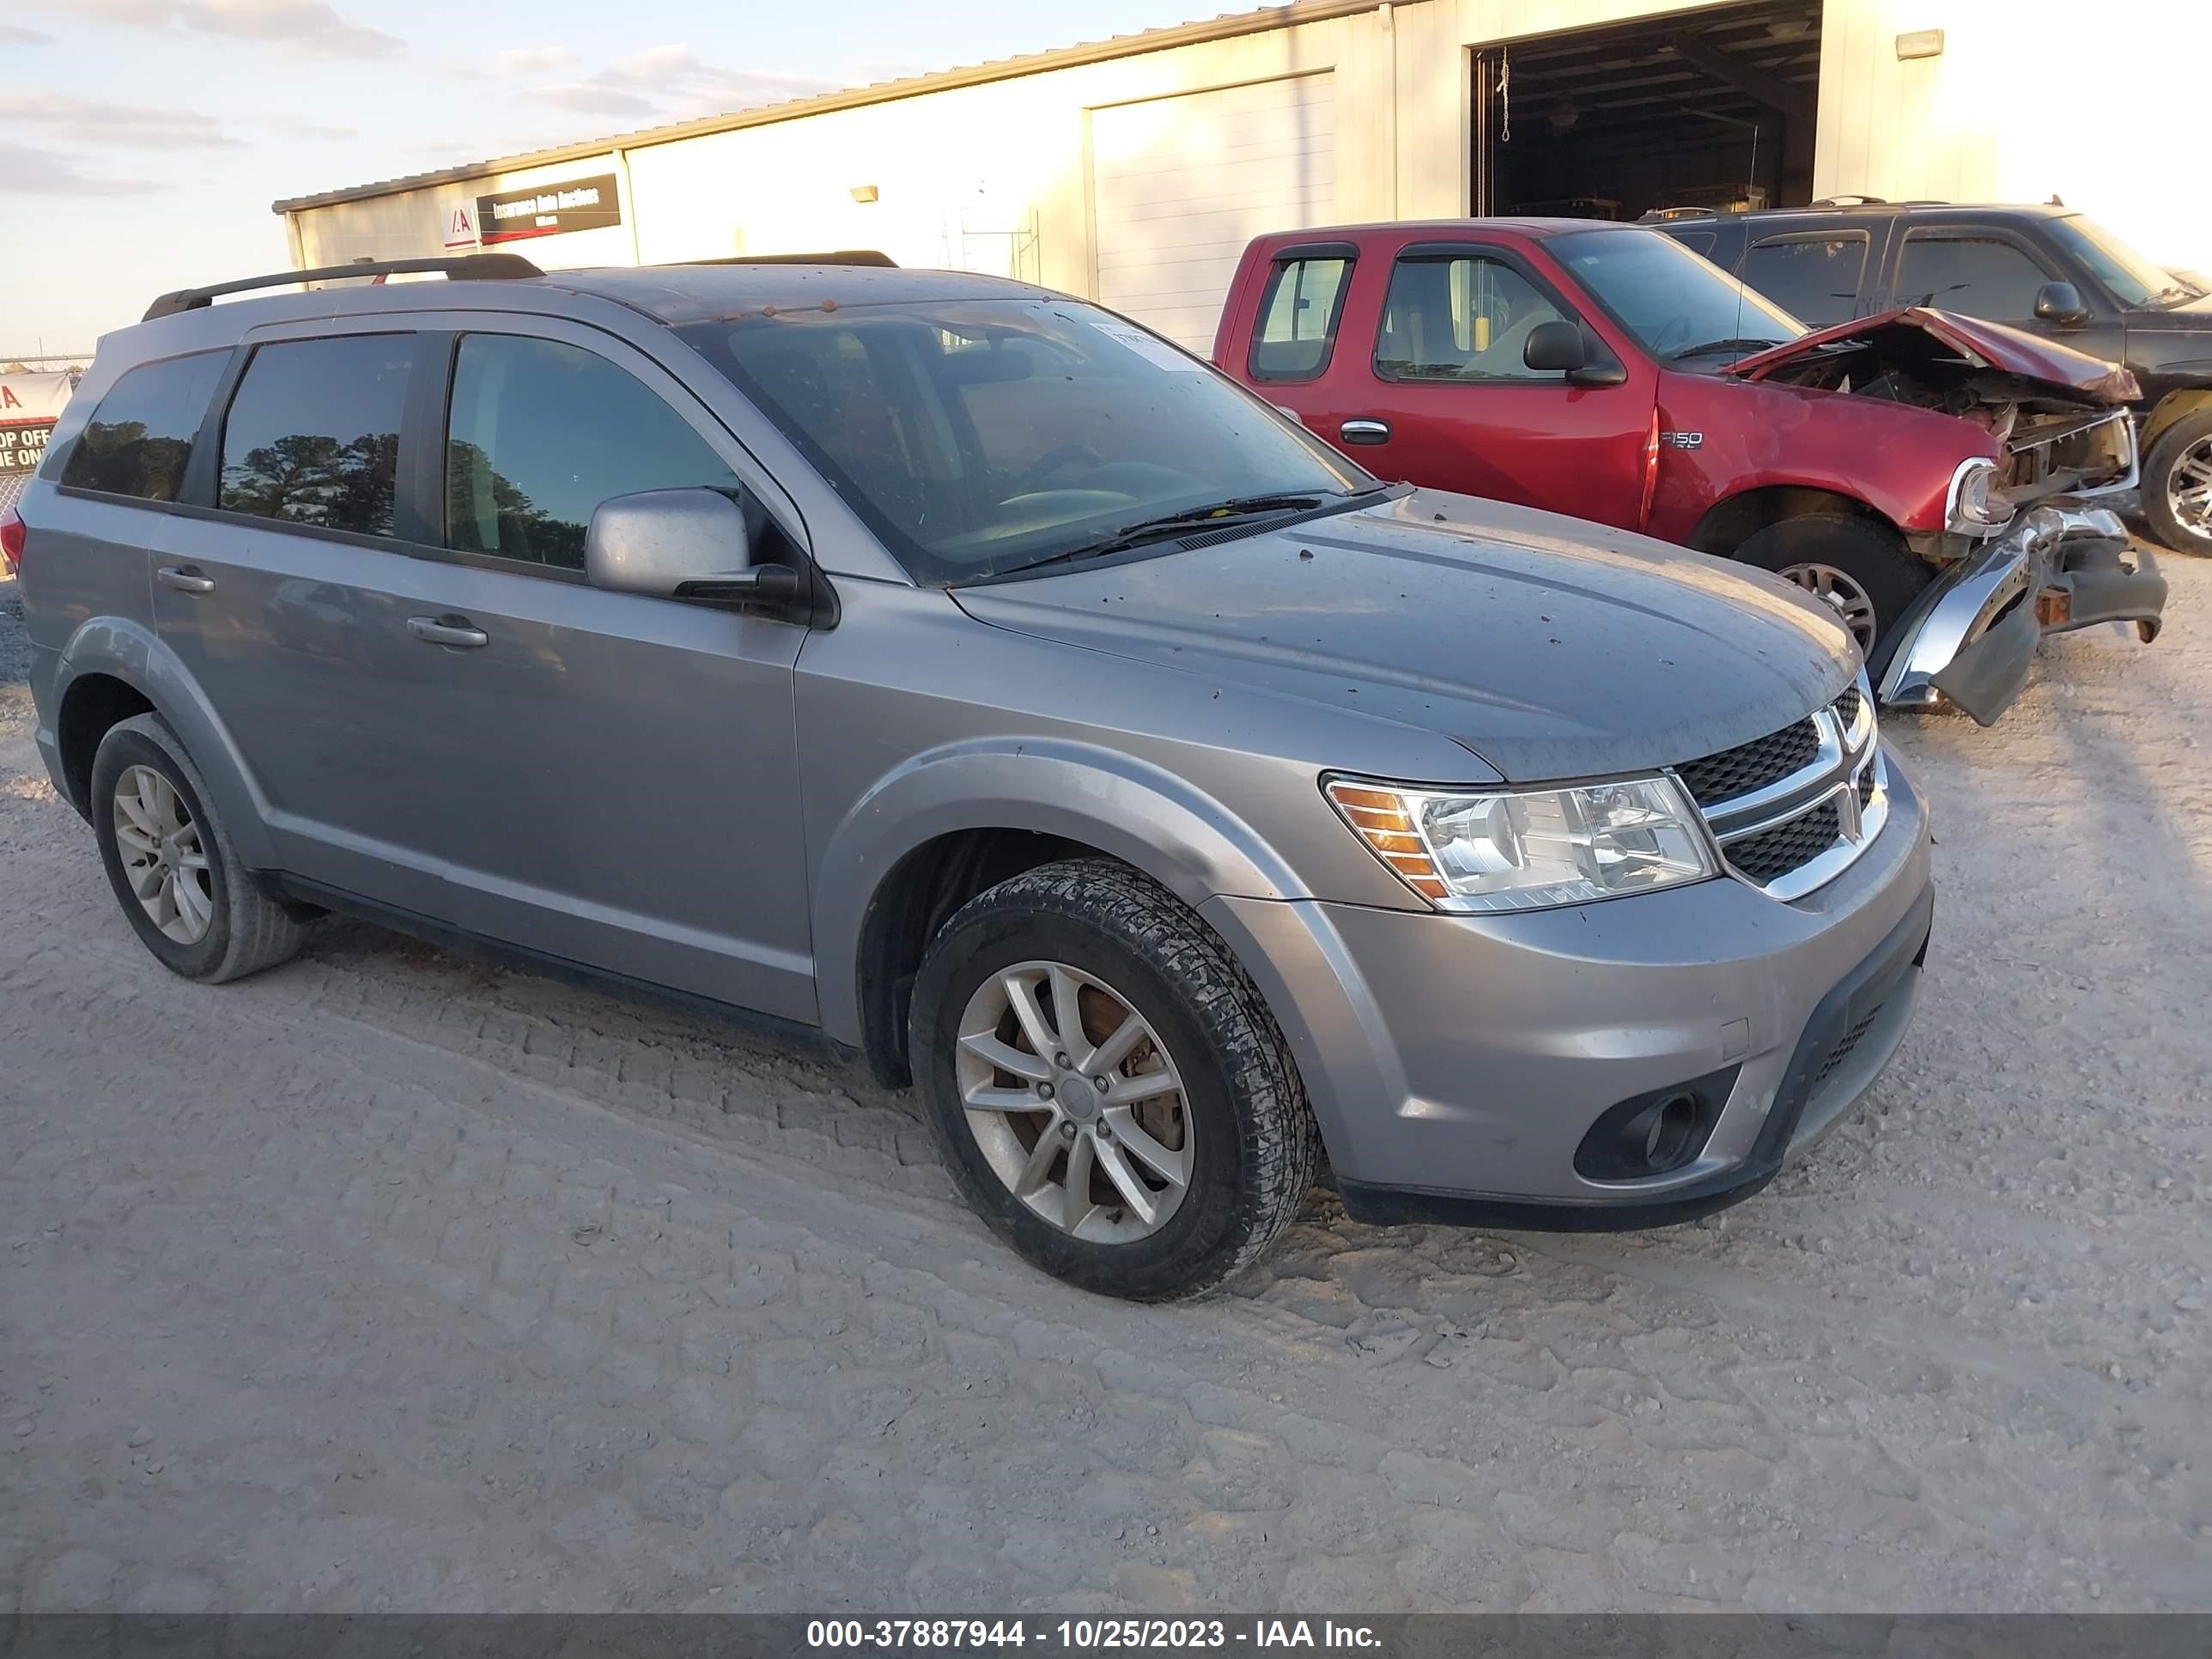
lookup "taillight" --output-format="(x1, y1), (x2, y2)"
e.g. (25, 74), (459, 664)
(0, 505), (24, 576)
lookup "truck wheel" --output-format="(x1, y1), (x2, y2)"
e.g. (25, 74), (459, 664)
(1732, 514), (1930, 657)
(909, 858), (1320, 1301)
(2142, 410), (2212, 554)
(90, 714), (304, 983)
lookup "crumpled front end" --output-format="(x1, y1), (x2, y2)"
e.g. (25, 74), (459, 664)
(1879, 506), (2166, 725)
(1735, 306), (2143, 509)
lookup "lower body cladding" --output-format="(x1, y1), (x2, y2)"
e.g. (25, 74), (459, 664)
(1200, 754), (1933, 1229)
(1883, 506), (2166, 726)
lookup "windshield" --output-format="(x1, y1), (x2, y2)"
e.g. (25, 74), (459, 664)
(2046, 215), (2190, 308)
(1548, 228), (1804, 364)
(677, 299), (1368, 585)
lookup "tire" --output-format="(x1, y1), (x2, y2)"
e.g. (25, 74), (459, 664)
(2141, 409), (2212, 556)
(90, 714), (304, 983)
(1731, 513), (1931, 660)
(909, 858), (1320, 1300)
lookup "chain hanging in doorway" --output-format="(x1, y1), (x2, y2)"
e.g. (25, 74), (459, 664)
(1497, 46), (1510, 143)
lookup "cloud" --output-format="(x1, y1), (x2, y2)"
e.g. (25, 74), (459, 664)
(533, 44), (830, 129)
(491, 45), (575, 77)
(537, 83), (658, 118)
(0, 23), (55, 42)
(77, 0), (173, 21)
(269, 112), (358, 141)
(0, 94), (237, 150)
(78, 0), (404, 58)
(0, 143), (160, 197)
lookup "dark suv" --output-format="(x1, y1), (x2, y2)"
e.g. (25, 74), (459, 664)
(1652, 201), (2212, 554)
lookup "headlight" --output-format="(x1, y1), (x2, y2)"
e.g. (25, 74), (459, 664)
(1325, 775), (1717, 913)
(1948, 458), (2007, 531)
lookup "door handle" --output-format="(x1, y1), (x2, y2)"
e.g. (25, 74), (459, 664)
(407, 614), (490, 649)
(156, 565), (216, 595)
(1340, 418), (1391, 445)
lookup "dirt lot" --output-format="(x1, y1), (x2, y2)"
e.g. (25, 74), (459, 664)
(2, 561), (2208, 1614)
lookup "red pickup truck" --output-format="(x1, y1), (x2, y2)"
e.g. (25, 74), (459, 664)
(1212, 220), (2166, 722)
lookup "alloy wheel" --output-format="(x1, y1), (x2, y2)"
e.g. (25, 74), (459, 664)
(2167, 434), (2212, 538)
(112, 764), (214, 945)
(1778, 561), (1879, 650)
(954, 959), (1194, 1244)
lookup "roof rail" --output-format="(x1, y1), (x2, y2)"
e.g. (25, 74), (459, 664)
(1809, 194), (1887, 207)
(678, 250), (898, 268)
(143, 252), (544, 322)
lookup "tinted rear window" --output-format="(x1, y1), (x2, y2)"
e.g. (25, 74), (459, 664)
(1742, 233), (1869, 325)
(219, 334), (415, 538)
(59, 350), (228, 502)
(1893, 235), (2051, 320)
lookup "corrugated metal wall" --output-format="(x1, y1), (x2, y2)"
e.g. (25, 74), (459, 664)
(285, 0), (2209, 307)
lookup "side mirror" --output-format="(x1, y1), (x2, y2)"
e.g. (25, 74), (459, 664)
(1522, 319), (1588, 372)
(2033, 281), (2088, 325)
(585, 488), (800, 608)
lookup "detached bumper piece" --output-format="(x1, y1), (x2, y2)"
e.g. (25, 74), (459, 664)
(1879, 507), (2166, 726)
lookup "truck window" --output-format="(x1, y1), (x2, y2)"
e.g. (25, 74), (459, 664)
(1742, 233), (1868, 326)
(1249, 256), (1352, 381)
(1375, 255), (1570, 383)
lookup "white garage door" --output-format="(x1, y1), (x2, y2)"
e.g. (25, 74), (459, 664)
(1091, 75), (1336, 353)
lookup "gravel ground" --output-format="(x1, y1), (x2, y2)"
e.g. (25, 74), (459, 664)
(1, 562), (2208, 1614)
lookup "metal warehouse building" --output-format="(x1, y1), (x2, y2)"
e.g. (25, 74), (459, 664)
(275, 0), (2204, 351)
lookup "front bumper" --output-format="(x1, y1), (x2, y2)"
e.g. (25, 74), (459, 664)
(1200, 752), (1933, 1226)
(1880, 506), (2166, 726)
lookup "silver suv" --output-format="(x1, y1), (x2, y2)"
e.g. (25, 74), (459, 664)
(8, 254), (1933, 1297)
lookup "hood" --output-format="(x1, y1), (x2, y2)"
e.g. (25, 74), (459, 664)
(1730, 307), (2141, 404)
(951, 490), (1858, 783)
(2136, 288), (2212, 325)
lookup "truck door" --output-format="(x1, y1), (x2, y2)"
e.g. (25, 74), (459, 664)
(1320, 238), (1656, 532)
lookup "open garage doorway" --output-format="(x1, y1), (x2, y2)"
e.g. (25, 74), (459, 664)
(1471, 0), (1821, 223)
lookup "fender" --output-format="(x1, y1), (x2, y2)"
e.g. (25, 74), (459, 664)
(52, 616), (278, 869)
(1650, 375), (1991, 545)
(811, 735), (1310, 1047)
(2140, 386), (2212, 452)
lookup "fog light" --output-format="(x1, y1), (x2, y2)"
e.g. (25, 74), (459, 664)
(1573, 1067), (1739, 1181)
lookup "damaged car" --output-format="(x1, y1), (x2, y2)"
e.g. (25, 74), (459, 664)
(1726, 309), (2159, 718)
(1215, 220), (2166, 723)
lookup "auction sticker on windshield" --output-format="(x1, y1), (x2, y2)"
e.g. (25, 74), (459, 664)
(1093, 321), (1203, 371)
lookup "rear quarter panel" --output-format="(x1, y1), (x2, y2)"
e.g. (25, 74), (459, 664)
(1647, 372), (1996, 544)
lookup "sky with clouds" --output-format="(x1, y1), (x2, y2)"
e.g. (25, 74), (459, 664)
(5, 0), (1210, 353)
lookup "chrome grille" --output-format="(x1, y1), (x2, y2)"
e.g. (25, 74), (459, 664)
(1674, 720), (1820, 809)
(1676, 681), (1885, 902)
(1728, 801), (1843, 884)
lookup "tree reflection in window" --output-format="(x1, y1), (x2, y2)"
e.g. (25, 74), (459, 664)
(70, 422), (194, 501)
(216, 335), (413, 537)
(445, 439), (584, 568)
(221, 431), (399, 537)
(443, 333), (740, 572)
(59, 349), (226, 504)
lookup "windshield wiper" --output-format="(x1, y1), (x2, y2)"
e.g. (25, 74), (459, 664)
(1668, 337), (1788, 362)
(988, 487), (1388, 578)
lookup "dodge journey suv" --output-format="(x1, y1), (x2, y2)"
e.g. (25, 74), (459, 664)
(9, 253), (1934, 1297)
